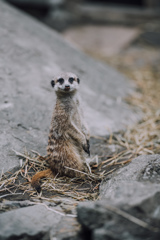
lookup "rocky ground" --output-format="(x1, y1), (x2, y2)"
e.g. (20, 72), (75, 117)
(0, 1), (160, 240)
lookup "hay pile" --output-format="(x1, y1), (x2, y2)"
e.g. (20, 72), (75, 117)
(0, 146), (131, 201)
(0, 150), (101, 201)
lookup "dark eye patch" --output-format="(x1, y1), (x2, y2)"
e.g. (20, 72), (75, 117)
(51, 80), (55, 87)
(77, 78), (80, 84)
(57, 78), (64, 84)
(68, 77), (74, 84)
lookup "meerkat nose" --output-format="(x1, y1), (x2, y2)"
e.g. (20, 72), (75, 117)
(65, 85), (70, 89)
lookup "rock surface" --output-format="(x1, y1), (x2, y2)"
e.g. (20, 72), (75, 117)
(76, 154), (160, 240)
(77, 199), (160, 240)
(0, 1), (141, 172)
(0, 203), (78, 240)
(100, 154), (160, 204)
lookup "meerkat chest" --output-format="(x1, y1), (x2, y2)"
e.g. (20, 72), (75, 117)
(69, 98), (82, 126)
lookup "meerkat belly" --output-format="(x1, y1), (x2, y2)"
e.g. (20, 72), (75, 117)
(47, 138), (84, 177)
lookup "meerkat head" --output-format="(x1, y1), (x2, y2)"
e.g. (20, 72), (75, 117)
(51, 72), (80, 94)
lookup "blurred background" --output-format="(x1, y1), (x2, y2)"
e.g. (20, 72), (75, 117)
(3, 0), (160, 59)
(3, 0), (160, 31)
(2, 0), (160, 116)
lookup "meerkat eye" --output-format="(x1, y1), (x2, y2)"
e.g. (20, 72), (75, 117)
(77, 78), (80, 84)
(68, 77), (74, 84)
(51, 80), (55, 87)
(57, 78), (64, 84)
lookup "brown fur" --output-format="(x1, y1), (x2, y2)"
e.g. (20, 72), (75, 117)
(31, 169), (53, 193)
(31, 72), (90, 192)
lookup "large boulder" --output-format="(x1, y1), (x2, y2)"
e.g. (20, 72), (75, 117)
(0, 203), (78, 240)
(100, 154), (160, 204)
(77, 155), (160, 240)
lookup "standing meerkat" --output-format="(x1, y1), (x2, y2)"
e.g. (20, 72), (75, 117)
(31, 72), (90, 192)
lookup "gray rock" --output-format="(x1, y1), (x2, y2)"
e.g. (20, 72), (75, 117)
(76, 155), (160, 240)
(0, 204), (60, 240)
(0, 200), (36, 213)
(0, 204), (78, 240)
(100, 154), (160, 205)
(77, 200), (160, 240)
(0, 1), (141, 172)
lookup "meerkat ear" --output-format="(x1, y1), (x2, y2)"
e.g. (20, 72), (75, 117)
(51, 80), (55, 87)
(77, 78), (80, 84)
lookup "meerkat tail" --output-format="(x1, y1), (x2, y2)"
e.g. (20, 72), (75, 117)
(31, 169), (53, 193)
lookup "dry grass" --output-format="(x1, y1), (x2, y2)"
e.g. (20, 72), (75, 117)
(104, 57), (160, 158)
(0, 151), (100, 202)
(0, 147), (132, 202)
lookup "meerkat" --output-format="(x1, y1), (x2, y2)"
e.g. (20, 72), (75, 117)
(31, 72), (90, 192)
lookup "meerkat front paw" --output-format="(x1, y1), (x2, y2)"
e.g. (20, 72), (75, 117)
(83, 139), (90, 156)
